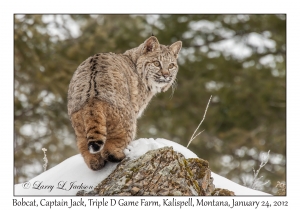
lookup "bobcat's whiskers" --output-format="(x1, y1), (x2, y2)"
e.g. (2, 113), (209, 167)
(170, 78), (177, 99)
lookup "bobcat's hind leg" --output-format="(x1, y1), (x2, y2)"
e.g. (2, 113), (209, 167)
(71, 100), (107, 170)
(101, 135), (127, 162)
(101, 107), (136, 162)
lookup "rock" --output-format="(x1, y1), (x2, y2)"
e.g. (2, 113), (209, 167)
(212, 188), (235, 196)
(77, 147), (234, 196)
(76, 189), (98, 196)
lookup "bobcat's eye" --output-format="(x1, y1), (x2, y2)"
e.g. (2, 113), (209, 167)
(153, 61), (160, 67)
(169, 63), (175, 69)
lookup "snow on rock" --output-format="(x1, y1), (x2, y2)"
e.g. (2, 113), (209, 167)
(15, 138), (270, 196)
(124, 138), (198, 159)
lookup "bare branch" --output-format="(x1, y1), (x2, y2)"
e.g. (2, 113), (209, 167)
(187, 95), (212, 148)
(42, 148), (48, 172)
(190, 129), (205, 142)
(250, 150), (270, 190)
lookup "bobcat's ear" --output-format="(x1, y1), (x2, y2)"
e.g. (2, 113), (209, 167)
(142, 36), (160, 54)
(169, 41), (182, 59)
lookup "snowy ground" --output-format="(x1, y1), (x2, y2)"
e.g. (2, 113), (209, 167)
(15, 138), (270, 196)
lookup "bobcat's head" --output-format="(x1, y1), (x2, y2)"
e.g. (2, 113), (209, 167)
(136, 36), (182, 93)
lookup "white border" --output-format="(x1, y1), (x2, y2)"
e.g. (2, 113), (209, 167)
(3, 0), (298, 208)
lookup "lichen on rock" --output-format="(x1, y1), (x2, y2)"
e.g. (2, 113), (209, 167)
(212, 188), (235, 196)
(77, 146), (234, 196)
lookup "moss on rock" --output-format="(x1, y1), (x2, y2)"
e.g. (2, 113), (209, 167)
(77, 147), (222, 196)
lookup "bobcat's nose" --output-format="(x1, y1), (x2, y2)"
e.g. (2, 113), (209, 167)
(161, 69), (170, 78)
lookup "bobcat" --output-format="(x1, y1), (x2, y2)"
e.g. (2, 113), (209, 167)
(67, 36), (182, 170)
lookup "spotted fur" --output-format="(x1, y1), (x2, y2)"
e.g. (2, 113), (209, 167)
(68, 36), (182, 170)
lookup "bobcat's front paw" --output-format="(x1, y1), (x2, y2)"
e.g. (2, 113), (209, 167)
(101, 149), (126, 163)
(88, 140), (104, 154)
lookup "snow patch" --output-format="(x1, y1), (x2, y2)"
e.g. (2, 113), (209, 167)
(14, 138), (269, 196)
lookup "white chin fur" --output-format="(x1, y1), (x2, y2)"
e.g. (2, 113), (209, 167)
(155, 82), (168, 87)
(148, 80), (168, 93)
(152, 85), (162, 93)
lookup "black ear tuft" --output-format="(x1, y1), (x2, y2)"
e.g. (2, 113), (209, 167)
(142, 36), (160, 54)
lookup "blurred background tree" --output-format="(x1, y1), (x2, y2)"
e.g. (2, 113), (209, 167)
(14, 14), (285, 194)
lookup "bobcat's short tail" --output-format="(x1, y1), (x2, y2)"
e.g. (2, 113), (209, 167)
(71, 100), (107, 155)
